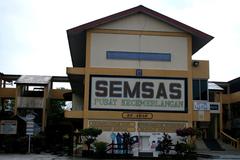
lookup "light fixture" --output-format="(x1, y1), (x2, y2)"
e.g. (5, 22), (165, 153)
(192, 61), (200, 67)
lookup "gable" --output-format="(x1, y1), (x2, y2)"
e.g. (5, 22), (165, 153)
(98, 13), (183, 32)
(67, 5), (213, 67)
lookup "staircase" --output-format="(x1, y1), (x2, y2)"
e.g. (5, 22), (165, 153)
(203, 138), (225, 151)
(220, 131), (240, 149)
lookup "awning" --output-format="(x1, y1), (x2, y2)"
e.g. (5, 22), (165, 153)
(208, 82), (224, 91)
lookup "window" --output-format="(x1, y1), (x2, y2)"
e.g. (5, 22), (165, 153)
(193, 79), (208, 100)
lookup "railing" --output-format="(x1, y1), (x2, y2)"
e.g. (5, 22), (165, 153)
(106, 136), (139, 155)
(220, 130), (240, 149)
(17, 97), (44, 108)
(106, 143), (131, 155)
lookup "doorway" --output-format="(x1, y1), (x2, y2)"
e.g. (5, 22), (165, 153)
(208, 114), (220, 139)
(140, 136), (150, 151)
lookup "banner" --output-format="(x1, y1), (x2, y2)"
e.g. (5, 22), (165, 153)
(90, 76), (187, 112)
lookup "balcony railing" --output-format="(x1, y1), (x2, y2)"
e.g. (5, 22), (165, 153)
(17, 97), (44, 108)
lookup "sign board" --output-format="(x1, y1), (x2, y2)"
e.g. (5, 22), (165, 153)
(26, 113), (35, 120)
(89, 120), (135, 132)
(193, 101), (210, 111)
(26, 120), (34, 135)
(122, 112), (153, 119)
(210, 102), (220, 113)
(90, 76), (187, 112)
(26, 114), (35, 135)
(138, 122), (186, 132)
(0, 120), (17, 134)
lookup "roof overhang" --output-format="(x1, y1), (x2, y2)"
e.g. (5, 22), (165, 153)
(208, 82), (224, 91)
(15, 75), (52, 86)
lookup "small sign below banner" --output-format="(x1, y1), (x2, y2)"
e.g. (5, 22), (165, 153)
(210, 102), (220, 113)
(193, 101), (209, 111)
(122, 112), (153, 119)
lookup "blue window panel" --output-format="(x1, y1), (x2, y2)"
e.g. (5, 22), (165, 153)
(106, 51), (171, 61)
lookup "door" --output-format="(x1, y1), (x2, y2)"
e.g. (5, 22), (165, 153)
(208, 114), (219, 139)
(140, 136), (150, 151)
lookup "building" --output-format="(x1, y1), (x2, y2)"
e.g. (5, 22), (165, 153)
(0, 74), (70, 133)
(1, 5), (240, 154)
(214, 78), (240, 139)
(65, 5), (215, 152)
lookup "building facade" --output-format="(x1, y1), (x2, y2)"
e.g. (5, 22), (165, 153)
(1, 5), (240, 154)
(0, 74), (70, 133)
(65, 5), (214, 151)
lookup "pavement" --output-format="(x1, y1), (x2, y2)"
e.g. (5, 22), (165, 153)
(0, 153), (72, 160)
(196, 139), (240, 159)
(0, 139), (240, 160)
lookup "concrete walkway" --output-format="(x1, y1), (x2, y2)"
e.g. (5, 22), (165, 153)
(196, 139), (240, 159)
(0, 140), (239, 160)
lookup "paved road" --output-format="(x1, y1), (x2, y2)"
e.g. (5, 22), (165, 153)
(0, 153), (74, 160)
(2, 152), (240, 160)
(0, 154), (111, 160)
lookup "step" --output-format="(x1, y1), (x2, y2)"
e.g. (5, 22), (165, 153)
(139, 152), (153, 157)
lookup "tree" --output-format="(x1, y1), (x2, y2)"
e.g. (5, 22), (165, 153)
(0, 98), (15, 119)
(80, 128), (102, 151)
(47, 99), (65, 125)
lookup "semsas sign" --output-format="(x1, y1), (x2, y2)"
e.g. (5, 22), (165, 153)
(90, 76), (187, 112)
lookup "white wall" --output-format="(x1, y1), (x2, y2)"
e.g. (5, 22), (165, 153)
(97, 131), (181, 153)
(98, 13), (183, 32)
(90, 33), (188, 70)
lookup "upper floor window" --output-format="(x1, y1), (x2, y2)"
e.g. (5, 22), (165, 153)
(193, 79), (208, 100)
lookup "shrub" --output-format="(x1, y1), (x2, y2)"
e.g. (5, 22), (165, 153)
(94, 141), (107, 154)
(80, 128), (102, 151)
(175, 141), (187, 154)
(176, 127), (195, 137)
(156, 133), (172, 155)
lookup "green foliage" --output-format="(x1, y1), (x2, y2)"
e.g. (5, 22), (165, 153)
(194, 128), (202, 139)
(0, 98), (15, 119)
(94, 141), (107, 154)
(80, 128), (102, 151)
(47, 99), (65, 124)
(186, 143), (196, 152)
(175, 127), (197, 154)
(176, 127), (195, 137)
(81, 128), (102, 137)
(156, 133), (172, 155)
(175, 141), (187, 154)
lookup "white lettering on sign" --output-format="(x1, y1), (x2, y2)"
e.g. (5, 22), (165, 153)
(90, 76), (187, 112)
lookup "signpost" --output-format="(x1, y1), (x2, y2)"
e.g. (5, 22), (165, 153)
(26, 113), (35, 153)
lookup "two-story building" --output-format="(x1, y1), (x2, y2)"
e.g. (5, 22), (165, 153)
(65, 5), (213, 152)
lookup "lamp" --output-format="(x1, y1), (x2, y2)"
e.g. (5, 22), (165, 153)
(192, 61), (200, 67)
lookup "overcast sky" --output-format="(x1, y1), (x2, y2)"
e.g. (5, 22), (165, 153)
(1, 0), (240, 82)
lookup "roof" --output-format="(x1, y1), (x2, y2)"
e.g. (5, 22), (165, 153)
(67, 5), (213, 67)
(208, 82), (224, 91)
(16, 75), (52, 85)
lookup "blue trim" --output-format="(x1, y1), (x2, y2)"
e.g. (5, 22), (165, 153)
(106, 51), (171, 61)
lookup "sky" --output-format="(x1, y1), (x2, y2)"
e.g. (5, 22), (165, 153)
(1, 0), (240, 82)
